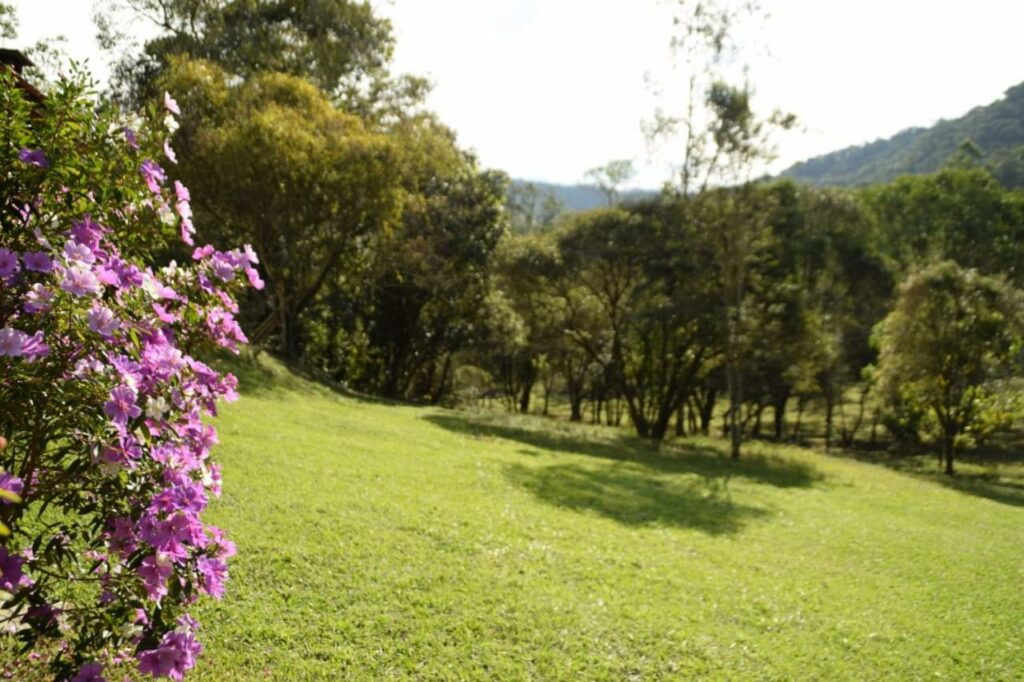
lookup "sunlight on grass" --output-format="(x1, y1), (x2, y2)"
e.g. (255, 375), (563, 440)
(192, 356), (1024, 679)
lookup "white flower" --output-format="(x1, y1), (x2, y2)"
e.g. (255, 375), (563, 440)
(146, 396), (170, 420)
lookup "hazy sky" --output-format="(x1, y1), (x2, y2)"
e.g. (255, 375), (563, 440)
(9, 1), (1024, 188)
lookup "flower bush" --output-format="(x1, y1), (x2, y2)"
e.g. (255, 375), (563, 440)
(0, 69), (261, 679)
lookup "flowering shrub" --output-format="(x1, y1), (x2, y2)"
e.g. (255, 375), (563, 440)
(0, 70), (261, 679)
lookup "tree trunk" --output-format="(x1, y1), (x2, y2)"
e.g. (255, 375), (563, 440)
(824, 395), (834, 452)
(773, 393), (788, 441)
(942, 433), (955, 476)
(699, 388), (716, 436)
(727, 361), (742, 459)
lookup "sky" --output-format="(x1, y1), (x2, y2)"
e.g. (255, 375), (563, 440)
(8, 0), (1024, 189)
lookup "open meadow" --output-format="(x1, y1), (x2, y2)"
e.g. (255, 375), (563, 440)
(189, 357), (1024, 680)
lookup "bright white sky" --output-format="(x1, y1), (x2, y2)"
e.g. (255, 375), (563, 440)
(9, 0), (1024, 188)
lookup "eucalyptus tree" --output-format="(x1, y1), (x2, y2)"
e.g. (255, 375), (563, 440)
(648, 0), (796, 458)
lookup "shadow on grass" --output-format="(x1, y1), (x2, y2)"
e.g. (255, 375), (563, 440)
(940, 472), (1024, 507)
(504, 461), (768, 534)
(829, 443), (1024, 508)
(425, 412), (825, 534)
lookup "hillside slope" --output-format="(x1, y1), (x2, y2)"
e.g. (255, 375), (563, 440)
(194, 356), (1024, 679)
(781, 81), (1024, 188)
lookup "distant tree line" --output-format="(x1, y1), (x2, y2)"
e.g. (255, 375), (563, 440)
(63, 0), (1024, 474)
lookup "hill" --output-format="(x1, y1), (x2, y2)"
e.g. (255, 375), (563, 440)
(184, 355), (1024, 679)
(513, 179), (659, 213)
(781, 81), (1024, 188)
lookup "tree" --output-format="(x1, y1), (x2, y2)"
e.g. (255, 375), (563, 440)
(584, 159), (635, 206)
(648, 0), (796, 458)
(350, 115), (507, 400)
(159, 58), (402, 359)
(98, 0), (426, 117)
(558, 204), (720, 440)
(874, 262), (1023, 475)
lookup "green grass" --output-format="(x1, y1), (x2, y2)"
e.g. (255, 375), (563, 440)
(191, 356), (1024, 679)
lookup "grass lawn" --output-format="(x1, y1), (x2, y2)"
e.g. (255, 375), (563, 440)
(191, 356), (1024, 679)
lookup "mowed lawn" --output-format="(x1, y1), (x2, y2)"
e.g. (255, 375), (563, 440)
(193, 357), (1024, 680)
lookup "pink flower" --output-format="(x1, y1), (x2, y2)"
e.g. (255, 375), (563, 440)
(180, 218), (195, 246)
(61, 265), (102, 296)
(137, 630), (201, 680)
(174, 180), (190, 203)
(163, 91), (181, 115)
(88, 306), (120, 338)
(138, 555), (172, 603)
(164, 139), (177, 164)
(64, 239), (96, 265)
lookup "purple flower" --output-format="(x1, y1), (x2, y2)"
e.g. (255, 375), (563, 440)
(61, 265), (102, 297)
(0, 547), (27, 591)
(138, 554), (172, 603)
(164, 139), (177, 164)
(140, 159), (166, 194)
(0, 327), (27, 357)
(180, 218), (196, 246)
(0, 472), (23, 504)
(246, 266), (265, 290)
(88, 306), (120, 338)
(23, 284), (53, 314)
(22, 251), (53, 273)
(103, 385), (142, 426)
(64, 239), (96, 265)
(197, 556), (228, 599)
(137, 630), (201, 680)
(210, 254), (236, 282)
(164, 91), (181, 115)
(18, 148), (49, 169)
(125, 127), (139, 150)
(0, 248), (20, 277)
(71, 662), (106, 682)
(21, 331), (49, 359)
(70, 215), (105, 251)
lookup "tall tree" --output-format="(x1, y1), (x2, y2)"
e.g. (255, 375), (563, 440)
(98, 0), (426, 117)
(160, 58), (402, 358)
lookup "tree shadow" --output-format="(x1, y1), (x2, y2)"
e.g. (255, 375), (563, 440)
(504, 460), (768, 534)
(424, 412), (826, 534)
(940, 472), (1024, 507)
(423, 413), (823, 489)
(827, 444), (1024, 508)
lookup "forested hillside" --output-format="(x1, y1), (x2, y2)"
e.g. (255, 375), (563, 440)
(781, 81), (1024, 188)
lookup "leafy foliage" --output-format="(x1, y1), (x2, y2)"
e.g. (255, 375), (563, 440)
(783, 81), (1024, 188)
(0, 72), (258, 678)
